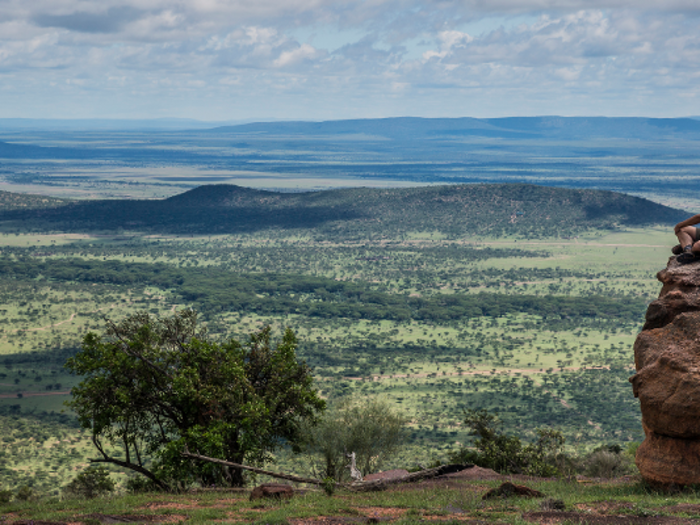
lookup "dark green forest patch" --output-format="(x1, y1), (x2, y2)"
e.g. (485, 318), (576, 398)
(0, 257), (647, 325)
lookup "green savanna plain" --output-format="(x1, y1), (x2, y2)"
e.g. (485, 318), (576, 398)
(0, 213), (672, 495)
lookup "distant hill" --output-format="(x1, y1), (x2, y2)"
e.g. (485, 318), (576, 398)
(1, 116), (700, 138)
(210, 116), (700, 141)
(0, 190), (67, 211)
(0, 183), (686, 238)
(0, 118), (245, 131)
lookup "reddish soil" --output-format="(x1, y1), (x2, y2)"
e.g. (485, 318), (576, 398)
(523, 512), (699, 524)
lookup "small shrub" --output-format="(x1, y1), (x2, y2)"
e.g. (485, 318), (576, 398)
(301, 396), (406, 482)
(626, 441), (641, 458)
(0, 488), (12, 504)
(63, 466), (115, 499)
(583, 449), (634, 479)
(321, 477), (336, 496)
(125, 475), (161, 494)
(14, 485), (35, 502)
(450, 409), (565, 477)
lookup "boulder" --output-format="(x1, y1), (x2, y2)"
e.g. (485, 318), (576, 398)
(635, 426), (700, 487)
(630, 257), (700, 486)
(249, 483), (294, 501)
(482, 482), (545, 500)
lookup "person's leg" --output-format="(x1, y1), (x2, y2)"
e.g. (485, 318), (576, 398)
(676, 227), (700, 263)
(692, 228), (700, 252)
(677, 226), (698, 251)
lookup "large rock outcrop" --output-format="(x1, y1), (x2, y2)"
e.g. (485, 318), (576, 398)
(630, 258), (700, 486)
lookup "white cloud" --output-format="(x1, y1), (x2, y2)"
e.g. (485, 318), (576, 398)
(0, 1), (700, 118)
(422, 30), (473, 60)
(274, 43), (322, 67)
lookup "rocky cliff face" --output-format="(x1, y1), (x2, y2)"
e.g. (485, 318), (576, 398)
(631, 259), (700, 486)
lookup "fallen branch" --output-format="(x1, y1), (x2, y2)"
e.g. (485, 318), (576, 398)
(181, 449), (324, 486)
(182, 449), (471, 492)
(345, 464), (472, 492)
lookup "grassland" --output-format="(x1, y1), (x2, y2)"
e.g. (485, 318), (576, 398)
(4, 472), (700, 524)
(0, 217), (671, 495)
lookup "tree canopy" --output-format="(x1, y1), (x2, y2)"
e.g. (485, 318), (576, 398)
(65, 310), (325, 488)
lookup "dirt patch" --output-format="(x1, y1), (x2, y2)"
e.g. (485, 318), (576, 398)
(141, 502), (199, 511)
(573, 502), (637, 514)
(7, 521), (69, 525)
(523, 511), (698, 524)
(664, 503), (700, 514)
(377, 466), (504, 493)
(80, 514), (187, 524)
(358, 507), (407, 519)
(386, 479), (463, 492)
(442, 466), (503, 481)
(289, 518), (382, 524)
(237, 506), (269, 513)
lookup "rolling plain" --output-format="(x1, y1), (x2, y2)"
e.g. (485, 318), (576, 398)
(0, 117), (696, 504)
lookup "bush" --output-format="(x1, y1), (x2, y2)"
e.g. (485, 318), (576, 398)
(125, 476), (161, 494)
(0, 488), (12, 504)
(582, 446), (636, 479)
(321, 477), (336, 496)
(63, 466), (115, 499)
(302, 396), (406, 481)
(450, 409), (565, 477)
(14, 485), (35, 502)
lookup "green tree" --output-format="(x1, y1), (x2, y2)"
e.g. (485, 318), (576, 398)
(65, 310), (325, 489)
(303, 396), (406, 481)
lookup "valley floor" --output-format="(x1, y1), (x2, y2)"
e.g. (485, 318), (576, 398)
(0, 226), (672, 494)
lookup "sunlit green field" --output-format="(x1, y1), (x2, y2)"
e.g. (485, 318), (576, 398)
(0, 224), (673, 493)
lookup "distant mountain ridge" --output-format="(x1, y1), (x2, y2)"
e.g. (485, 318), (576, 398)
(210, 116), (700, 141)
(0, 183), (686, 238)
(2, 116), (699, 139)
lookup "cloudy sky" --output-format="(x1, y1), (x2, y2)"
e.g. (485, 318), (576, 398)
(1, 1), (700, 121)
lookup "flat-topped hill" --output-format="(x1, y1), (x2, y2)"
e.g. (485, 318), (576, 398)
(0, 183), (686, 238)
(211, 116), (700, 141)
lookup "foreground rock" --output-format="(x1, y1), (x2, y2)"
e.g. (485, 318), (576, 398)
(630, 257), (700, 486)
(250, 483), (294, 501)
(482, 482), (545, 500)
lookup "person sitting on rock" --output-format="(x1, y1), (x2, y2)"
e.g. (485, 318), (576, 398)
(673, 214), (700, 263)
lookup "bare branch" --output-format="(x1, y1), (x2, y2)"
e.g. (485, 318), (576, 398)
(181, 449), (324, 486)
(181, 449), (472, 492)
(88, 456), (168, 490)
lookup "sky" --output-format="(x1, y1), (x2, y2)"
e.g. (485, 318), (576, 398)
(2, 1), (700, 121)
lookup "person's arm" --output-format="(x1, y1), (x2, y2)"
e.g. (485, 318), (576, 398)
(675, 214), (700, 234)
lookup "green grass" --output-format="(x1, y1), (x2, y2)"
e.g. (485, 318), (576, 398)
(2, 476), (700, 524)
